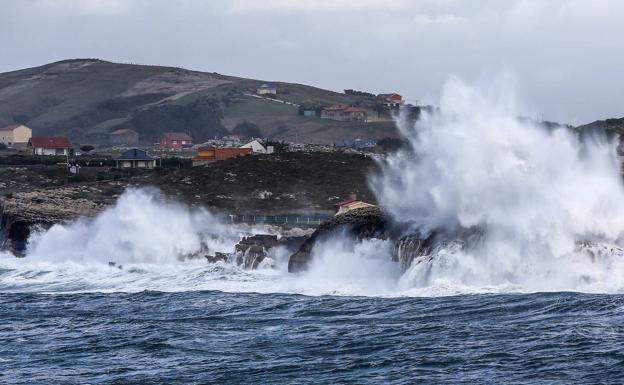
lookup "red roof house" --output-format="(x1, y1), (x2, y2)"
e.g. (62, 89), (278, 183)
(28, 136), (73, 156)
(377, 93), (404, 107)
(320, 104), (367, 122)
(160, 132), (193, 150)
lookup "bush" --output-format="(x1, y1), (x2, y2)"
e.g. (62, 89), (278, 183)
(232, 121), (262, 139)
(344, 89), (375, 97)
(80, 145), (95, 153)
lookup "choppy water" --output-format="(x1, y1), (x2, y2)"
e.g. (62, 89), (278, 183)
(2, 290), (624, 384)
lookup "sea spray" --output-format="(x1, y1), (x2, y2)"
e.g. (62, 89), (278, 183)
(25, 188), (241, 264)
(300, 232), (400, 296)
(372, 76), (624, 292)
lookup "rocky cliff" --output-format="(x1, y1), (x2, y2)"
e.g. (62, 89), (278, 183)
(288, 206), (390, 272)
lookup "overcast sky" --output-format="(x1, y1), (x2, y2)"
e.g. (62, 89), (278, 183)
(1, 0), (622, 124)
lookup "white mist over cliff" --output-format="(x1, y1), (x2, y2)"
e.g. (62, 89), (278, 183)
(372, 76), (624, 291)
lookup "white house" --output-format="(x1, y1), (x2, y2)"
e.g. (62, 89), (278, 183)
(0, 124), (32, 147)
(256, 83), (277, 95)
(28, 136), (73, 156)
(241, 139), (274, 154)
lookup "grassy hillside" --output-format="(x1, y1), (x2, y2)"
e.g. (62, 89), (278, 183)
(0, 59), (400, 145)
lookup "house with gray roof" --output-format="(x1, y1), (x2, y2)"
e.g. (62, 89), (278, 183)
(116, 149), (156, 169)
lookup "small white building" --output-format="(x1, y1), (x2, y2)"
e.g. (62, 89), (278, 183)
(0, 124), (32, 147)
(256, 83), (277, 95)
(241, 139), (274, 154)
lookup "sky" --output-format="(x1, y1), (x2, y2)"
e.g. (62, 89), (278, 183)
(1, 0), (623, 124)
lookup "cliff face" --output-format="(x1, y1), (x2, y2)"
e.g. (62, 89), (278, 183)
(0, 187), (111, 254)
(288, 206), (390, 273)
(286, 207), (487, 275)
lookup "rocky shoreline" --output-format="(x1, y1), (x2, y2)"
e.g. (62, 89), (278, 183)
(0, 151), (377, 254)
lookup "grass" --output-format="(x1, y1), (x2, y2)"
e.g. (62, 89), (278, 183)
(0, 58), (399, 145)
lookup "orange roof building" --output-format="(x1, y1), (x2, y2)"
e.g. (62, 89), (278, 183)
(320, 104), (367, 122)
(192, 146), (252, 166)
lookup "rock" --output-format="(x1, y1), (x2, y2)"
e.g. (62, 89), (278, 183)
(0, 187), (109, 254)
(205, 252), (228, 264)
(234, 234), (279, 269)
(288, 206), (389, 273)
(393, 227), (485, 272)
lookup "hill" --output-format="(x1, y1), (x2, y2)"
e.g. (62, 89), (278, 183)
(0, 59), (400, 145)
(575, 117), (624, 139)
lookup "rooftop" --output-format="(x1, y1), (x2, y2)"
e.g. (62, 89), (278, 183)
(29, 136), (72, 148)
(111, 128), (137, 135)
(117, 148), (154, 160)
(323, 104), (351, 111)
(0, 123), (23, 131)
(162, 132), (192, 141)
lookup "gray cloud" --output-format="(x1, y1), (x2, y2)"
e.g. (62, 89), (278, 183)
(1, 0), (622, 124)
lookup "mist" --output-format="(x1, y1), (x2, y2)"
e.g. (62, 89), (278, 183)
(373, 76), (624, 292)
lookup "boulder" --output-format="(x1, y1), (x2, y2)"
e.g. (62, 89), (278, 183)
(205, 252), (228, 264)
(393, 226), (485, 272)
(288, 206), (389, 273)
(234, 234), (279, 269)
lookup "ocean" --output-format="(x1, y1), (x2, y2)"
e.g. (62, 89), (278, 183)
(2, 289), (623, 384)
(0, 248), (624, 384)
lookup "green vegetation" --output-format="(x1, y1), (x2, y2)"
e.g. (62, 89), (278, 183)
(0, 58), (401, 145)
(232, 121), (262, 138)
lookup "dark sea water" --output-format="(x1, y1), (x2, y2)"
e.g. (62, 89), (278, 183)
(2, 291), (624, 384)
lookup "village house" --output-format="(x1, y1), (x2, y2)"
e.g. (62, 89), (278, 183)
(116, 148), (156, 169)
(377, 93), (404, 108)
(110, 128), (139, 146)
(240, 139), (274, 154)
(160, 132), (193, 150)
(28, 136), (73, 156)
(0, 124), (32, 148)
(320, 104), (367, 122)
(335, 193), (376, 216)
(256, 83), (277, 95)
(192, 146), (252, 166)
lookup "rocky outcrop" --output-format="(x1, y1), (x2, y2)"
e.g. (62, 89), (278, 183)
(286, 204), (490, 274)
(234, 234), (279, 269)
(0, 187), (109, 254)
(288, 206), (389, 273)
(205, 252), (228, 264)
(393, 226), (485, 272)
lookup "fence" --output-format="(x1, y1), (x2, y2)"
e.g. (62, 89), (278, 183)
(228, 213), (332, 226)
